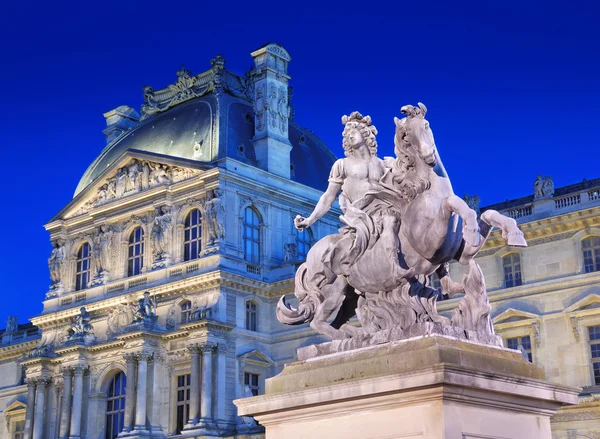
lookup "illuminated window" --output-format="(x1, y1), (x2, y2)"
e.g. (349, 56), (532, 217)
(244, 372), (260, 396)
(184, 209), (202, 261)
(243, 208), (261, 265)
(589, 326), (600, 385)
(506, 335), (532, 362)
(128, 227), (144, 277)
(583, 237), (600, 273)
(75, 243), (91, 291)
(503, 253), (522, 288)
(246, 301), (257, 331)
(180, 300), (192, 324)
(13, 420), (24, 439)
(175, 374), (191, 434)
(105, 372), (126, 439)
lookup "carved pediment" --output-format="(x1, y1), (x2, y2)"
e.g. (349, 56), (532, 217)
(238, 349), (273, 367)
(64, 157), (201, 219)
(565, 294), (600, 315)
(4, 396), (27, 413)
(492, 308), (540, 326)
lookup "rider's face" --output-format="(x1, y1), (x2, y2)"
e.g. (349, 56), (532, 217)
(346, 128), (364, 149)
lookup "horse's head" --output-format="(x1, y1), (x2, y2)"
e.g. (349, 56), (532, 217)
(394, 102), (437, 167)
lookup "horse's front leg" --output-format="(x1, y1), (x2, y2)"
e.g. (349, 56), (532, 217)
(436, 262), (464, 298)
(480, 209), (527, 247)
(443, 195), (481, 247)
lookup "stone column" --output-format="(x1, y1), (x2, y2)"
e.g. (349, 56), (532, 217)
(150, 354), (164, 433)
(32, 377), (51, 439)
(186, 345), (201, 426)
(59, 367), (73, 439)
(216, 344), (227, 421)
(24, 379), (37, 439)
(69, 365), (86, 439)
(122, 353), (137, 433)
(200, 343), (215, 424)
(134, 352), (151, 431)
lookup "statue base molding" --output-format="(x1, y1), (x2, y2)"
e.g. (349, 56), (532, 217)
(235, 336), (579, 439)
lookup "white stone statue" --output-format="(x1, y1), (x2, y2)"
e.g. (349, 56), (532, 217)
(5, 316), (18, 335)
(133, 292), (157, 323)
(92, 225), (112, 276)
(116, 168), (127, 197)
(534, 175), (554, 199)
(66, 307), (95, 342)
(48, 239), (65, 286)
(152, 206), (172, 261)
(204, 189), (225, 245)
(277, 106), (527, 341)
(127, 159), (142, 191)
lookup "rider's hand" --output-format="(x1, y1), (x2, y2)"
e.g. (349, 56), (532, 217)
(294, 215), (310, 231)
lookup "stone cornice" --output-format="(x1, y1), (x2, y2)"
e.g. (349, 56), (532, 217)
(0, 339), (41, 364)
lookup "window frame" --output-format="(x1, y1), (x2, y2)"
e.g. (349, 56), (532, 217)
(184, 208), (203, 262)
(245, 300), (258, 332)
(582, 236), (600, 274)
(244, 372), (260, 396)
(75, 242), (92, 291)
(180, 300), (192, 324)
(502, 253), (523, 288)
(105, 371), (127, 439)
(505, 335), (533, 362)
(243, 207), (261, 265)
(127, 227), (145, 277)
(175, 373), (191, 434)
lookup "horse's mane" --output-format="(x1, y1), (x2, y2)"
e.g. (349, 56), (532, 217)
(391, 120), (430, 202)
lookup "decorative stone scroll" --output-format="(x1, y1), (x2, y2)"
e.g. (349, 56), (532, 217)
(277, 105), (527, 347)
(66, 159), (200, 219)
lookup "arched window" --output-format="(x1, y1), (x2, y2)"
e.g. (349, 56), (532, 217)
(503, 253), (522, 288)
(180, 300), (192, 324)
(184, 209), (202, 261)
(583, 236), (600, 273)
(296, 228), (312, 260)
(105, 372), (126, 439)
(128, 227), (144, 277)
(246, 301), (257, 331)
(243, 207), (261, 265)
(75, 243), (91, 291)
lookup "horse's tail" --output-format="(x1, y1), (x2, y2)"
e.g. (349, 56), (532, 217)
(276, 263), (322, 325)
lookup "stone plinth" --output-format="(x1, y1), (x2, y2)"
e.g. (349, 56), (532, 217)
(235, 335), (580, 439)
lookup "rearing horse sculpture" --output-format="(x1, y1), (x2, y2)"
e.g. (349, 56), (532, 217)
(277, 105), (526, 339)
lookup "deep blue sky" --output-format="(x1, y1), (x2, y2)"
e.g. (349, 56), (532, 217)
(1, 1), (598, 326)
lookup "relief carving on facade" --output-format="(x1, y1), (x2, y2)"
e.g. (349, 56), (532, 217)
(534, 175), (555, 199)
(48, 239), (66, 289)
(106, 303), (136, 339)
(253, 84), (266, 132)
(66, 159), (200, 219)
(204, 189), (226, 246)
(90, 225), (113, 285)
(152, 206), (173, 266)
(66, 307), (95, 344)
(283, 243), (298, 262)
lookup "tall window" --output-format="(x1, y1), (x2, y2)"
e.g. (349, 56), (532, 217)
(246, 301), (257, 331)
(296, 228), (312, 260)
(589, 326), (600, 385)
(13, 420), (24, 439)
(175, 374), (191, 434)
(583, 236), (600, 273)
(128, 227), (144, 277)
(244, 372), (260, 396)
(180, 300), (192, 324)
(503, 253), (522, 288)
(75, 243), (91, 291)
(105, 372), (126, 439)
(184, 209), (202, 261)
(243, 207), (261, 265)
(506, 335), (532, 362)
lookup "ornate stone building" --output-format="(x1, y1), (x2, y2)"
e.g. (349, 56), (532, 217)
(0, 43), (339, 439)
(0, 43), (599, 439)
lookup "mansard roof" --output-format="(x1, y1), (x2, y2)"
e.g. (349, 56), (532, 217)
(75, 60), (336, 197)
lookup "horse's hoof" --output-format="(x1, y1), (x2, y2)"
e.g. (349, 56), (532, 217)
(508, 232), (528, 247)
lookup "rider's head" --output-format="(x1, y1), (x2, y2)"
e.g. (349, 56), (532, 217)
(341, 112), (378, 157)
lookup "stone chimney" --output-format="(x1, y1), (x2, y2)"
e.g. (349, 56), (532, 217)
(102, 105), (140, 144)
(248, 43), (293, 178)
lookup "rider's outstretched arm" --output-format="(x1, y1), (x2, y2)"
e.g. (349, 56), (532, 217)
(302, 181), (342, 228)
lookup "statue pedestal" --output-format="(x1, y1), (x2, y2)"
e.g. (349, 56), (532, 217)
(235, 335), (580, 439)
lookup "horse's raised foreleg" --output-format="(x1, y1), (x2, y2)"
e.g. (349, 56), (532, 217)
(443, 195), (481, 247)
(436, 262), (464, 298)
(480, 209), (527, 247)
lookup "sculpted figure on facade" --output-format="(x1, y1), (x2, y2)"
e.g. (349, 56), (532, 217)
(106, 303), (136, 338)
(133, 292), (157, 323)
(5, 316), (18, 335)
(283, 243), (298, 262)
(152, 206), (173, 261)
(204, 189), (226, 245)
(66, 307), (95, 342)
(48, 239), (65, 287)
(277, 105), (527, 344)
(127, 159), (142, 191)
(534, 175), (555, 199)
(92, 225), (112, 276)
